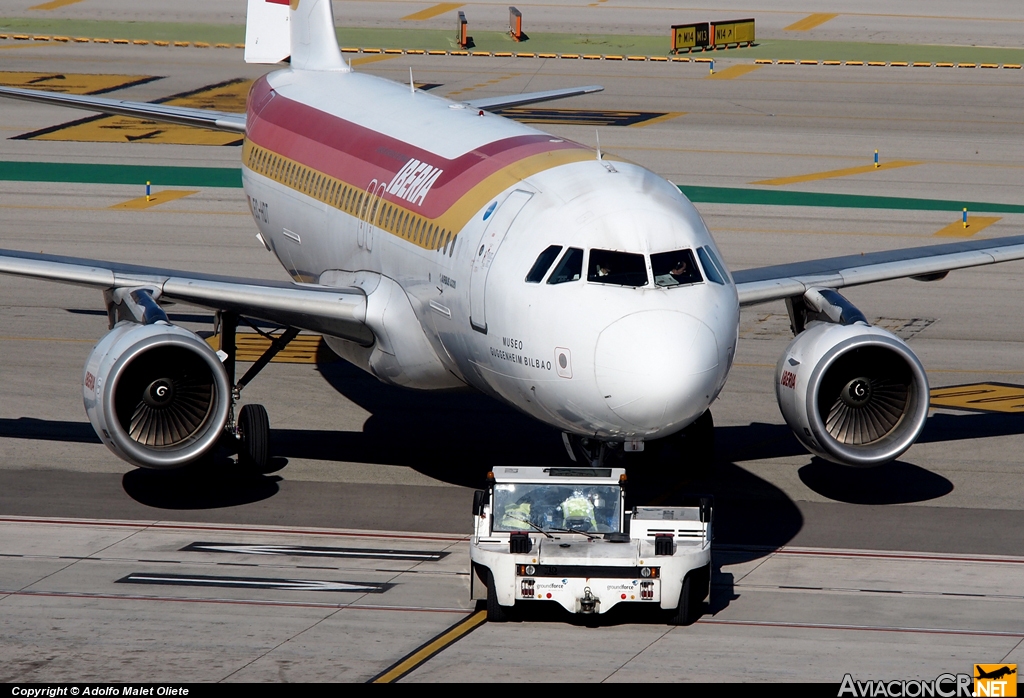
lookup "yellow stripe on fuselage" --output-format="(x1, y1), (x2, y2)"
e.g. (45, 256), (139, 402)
(242, 138), (596, 251)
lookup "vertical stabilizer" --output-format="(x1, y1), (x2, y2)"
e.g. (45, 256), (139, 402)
(290, 0), (349, 72)
(244, 0), (290, 64)
(245, 0), (348, 71)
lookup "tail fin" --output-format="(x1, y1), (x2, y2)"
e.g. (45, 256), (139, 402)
(244, 0), (290, 65)
(245, 0), (349, 72)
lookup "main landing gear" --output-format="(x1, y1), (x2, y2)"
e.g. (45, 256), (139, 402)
(216, 311), (299, 470)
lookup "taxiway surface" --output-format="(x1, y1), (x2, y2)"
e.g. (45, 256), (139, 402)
(0, 26), (1023, 682)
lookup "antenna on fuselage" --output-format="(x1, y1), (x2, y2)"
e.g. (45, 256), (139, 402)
(595, 129), (617, 172)
(409, 67), (415, 95)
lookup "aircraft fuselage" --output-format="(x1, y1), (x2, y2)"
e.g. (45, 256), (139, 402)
(241, 68), (739, 441)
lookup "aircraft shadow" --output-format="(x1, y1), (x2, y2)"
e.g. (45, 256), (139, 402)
(121, 453), (283, 509)
(798, 458), (954, 505)
(0, 369), (1014, 556)
(0, 417), (100, 444)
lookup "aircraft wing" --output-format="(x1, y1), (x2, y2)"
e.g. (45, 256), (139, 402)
(0, 85), (247, 133)
(0, 249), (371, 344)
(733, 235), (1024, 306)
(0, 82), (604, 130)
(464, 85), (604, 111)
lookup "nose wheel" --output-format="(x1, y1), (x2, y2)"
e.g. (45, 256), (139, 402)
(563, 434), (611, 466)
(678, 409), (715, 471)
(606, 409), (715, 475)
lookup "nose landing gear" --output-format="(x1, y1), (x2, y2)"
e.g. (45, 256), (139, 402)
(562, 433), (614, 467)
(562, 409), (715, 475)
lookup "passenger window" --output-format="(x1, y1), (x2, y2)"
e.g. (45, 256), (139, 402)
(588, 249), (649, 287)
(525, 245), (563, 283)
(697, 246), (729, 285)
(547, 247), (584, 285)
(652, 249), (703, 287)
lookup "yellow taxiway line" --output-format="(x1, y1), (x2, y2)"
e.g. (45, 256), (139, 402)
(707, 64), (763, 80)
(205, 333), (323, 364)
(370, 610), (487, 683)
(109, 190), (198, 210)
(752, 160), (921, 186)
(350, 54), (399, 67)
(933, 215), (1000, 238)
(931, 383), (1024, 413)
(29, 0), (86, 9)
(401, 3), (465, 21)
(629, 111), (685, 127)
(785, 13), (840, 31)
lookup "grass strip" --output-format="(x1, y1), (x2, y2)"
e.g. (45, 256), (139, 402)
(3, 18), (1024, 64)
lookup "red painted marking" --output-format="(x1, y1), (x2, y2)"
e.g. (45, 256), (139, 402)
(84, 371), (95, 390)
(717, 544), (1024, 566)
(778, 549), (1024, 565)
(700, 618), (1023, 638)
(265, 0), (290, 5)
(0, 589), (468, 614)
(0, 516), (468, 542)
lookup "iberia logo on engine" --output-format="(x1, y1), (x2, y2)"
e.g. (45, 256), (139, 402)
(780, 369), (796, 389)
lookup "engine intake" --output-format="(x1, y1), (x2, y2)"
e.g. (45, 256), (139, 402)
(775, 323), (929, 467)
(84, 323), (231, 469)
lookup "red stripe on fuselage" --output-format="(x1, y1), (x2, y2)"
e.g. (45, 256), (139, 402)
(245, 76), (587, 218)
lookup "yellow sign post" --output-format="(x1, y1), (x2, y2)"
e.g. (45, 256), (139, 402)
(672, 18), (754, 53)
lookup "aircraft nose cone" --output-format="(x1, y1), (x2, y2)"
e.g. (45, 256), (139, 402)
(594, 310), (720, 432)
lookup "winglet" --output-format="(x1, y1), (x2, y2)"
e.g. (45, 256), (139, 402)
(245, 0), (349, 72)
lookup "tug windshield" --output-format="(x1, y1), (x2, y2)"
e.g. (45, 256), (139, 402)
(492, 483), (622, 533)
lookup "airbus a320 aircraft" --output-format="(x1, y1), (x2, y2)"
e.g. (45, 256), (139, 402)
(1, 0), (1023, 474)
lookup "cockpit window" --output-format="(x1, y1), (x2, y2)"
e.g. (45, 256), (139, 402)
(525, 245), (563, 283)
(697, 246), (728, 285)
(547, 247), (584, 285)
(652, 249), (703, 287)
(587, 250), (649, 287)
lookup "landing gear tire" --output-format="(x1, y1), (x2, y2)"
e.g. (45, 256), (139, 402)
(682, 409), (715, 471)
(486, 570), (512, 622)
(237, 403), (270, 470)
(564, 434), (611, 467)
(668, 564), (709, 626)
(627, 410), (714, 475)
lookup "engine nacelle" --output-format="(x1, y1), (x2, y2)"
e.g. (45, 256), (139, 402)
(775, 322), (929, 467)
(83, 322), (231, 469)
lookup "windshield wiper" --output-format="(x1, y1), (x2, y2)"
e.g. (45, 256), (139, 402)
(506, 515), (554, 538)
(547, 526), (599, 540)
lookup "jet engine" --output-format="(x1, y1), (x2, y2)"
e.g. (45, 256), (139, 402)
(774, 290), (929, 467)
(83, 322), (231, 469)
